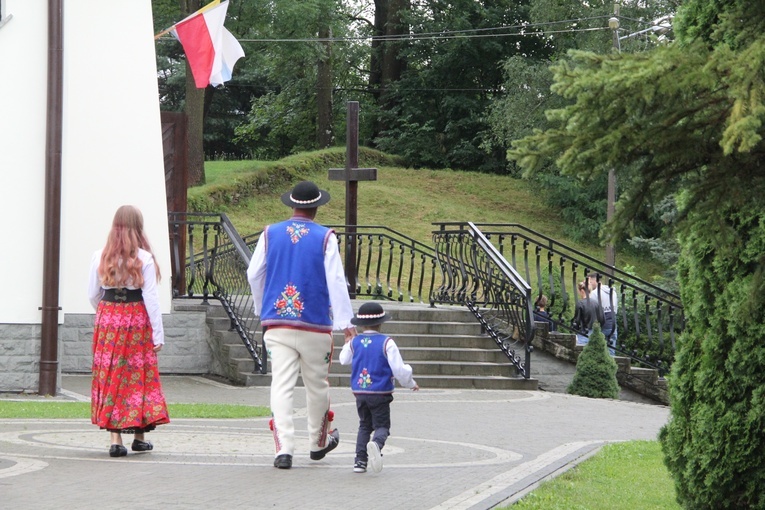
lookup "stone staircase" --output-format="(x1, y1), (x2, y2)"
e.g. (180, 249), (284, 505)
(179, 299), (667, 404)
(181, 300), (538, 391)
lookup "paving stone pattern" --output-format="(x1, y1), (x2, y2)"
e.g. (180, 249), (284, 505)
(0, 375), (669, 510)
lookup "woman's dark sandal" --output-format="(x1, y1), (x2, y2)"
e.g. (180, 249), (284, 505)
(131, 439), (154, 452)
(109, 444), (128, 457)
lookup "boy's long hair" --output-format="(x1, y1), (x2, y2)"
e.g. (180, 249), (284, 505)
(98, 205), (161, 287)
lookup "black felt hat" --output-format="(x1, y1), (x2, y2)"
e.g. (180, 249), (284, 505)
(281, 181), (331, 209)
(351, 302), (392, 327)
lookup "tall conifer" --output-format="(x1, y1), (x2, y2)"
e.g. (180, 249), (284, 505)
(510, 1), (765, 507)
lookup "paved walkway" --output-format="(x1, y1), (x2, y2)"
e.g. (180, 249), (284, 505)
(0, 374), (669, 509)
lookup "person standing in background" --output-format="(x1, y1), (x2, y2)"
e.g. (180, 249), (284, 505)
(571, 281), (604, 346)
(247, 181), (357, 469)
(87, 205), (169, 457)
(588, 273), (618, 355)
(533, 294), (557, 332)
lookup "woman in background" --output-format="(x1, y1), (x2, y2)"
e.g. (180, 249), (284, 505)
(87, 205), (169, 457)
(571, 281), (604, 346)
(533, 294), (557, 332)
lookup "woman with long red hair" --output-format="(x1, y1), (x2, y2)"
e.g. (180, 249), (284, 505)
(87, 205), (169, 457)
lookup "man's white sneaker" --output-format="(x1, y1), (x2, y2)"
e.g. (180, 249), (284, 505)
(367, 441), (383, 473)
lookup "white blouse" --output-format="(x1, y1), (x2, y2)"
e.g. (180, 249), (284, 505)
(87, 248), (165, 346)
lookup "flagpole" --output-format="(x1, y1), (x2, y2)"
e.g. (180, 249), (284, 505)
(153, 0), (224, 40)
(154, 26), (176, 40)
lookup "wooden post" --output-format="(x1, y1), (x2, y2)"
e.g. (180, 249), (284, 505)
(328, 101), (377, 298)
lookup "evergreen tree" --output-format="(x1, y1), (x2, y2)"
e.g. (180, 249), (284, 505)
(509, 1), (765, 507)
(567, 324), (619, 399)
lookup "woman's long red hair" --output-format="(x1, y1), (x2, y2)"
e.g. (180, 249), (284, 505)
(98, 205), (161, 287)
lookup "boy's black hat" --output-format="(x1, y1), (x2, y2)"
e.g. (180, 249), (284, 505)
(281, 180), (331, 209)
(351, 302), (391, 327)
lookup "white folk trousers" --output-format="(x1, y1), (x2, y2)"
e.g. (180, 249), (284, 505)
(265, 327), (335, 457)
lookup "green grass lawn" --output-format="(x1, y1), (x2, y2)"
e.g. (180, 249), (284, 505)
(0, 401), (270, 419)
(203, 159), (666, 282)
(507, 441), (680, 510)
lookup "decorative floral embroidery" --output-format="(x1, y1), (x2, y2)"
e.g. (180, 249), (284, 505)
(357, 368), (373, 389)
(274, 283), (304, 318)
(360, 336), (372, 348)
(324, 352), (331, 364)
(286, 222), (310, 244)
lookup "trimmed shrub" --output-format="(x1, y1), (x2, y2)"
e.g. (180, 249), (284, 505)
(659, 205), (765, 509)
(567, 323), (620, 399)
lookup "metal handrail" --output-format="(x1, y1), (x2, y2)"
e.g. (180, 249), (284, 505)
(168, 212), (265, 374)
(432, 222), (534, 378)
(436, 222), (683, 375)
(169, 215), (682, 380)
(243, 225), (440, 304)
(467, 222), (680, 304)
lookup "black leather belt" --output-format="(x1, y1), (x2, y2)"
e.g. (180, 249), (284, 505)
(102, 288), (143, 303)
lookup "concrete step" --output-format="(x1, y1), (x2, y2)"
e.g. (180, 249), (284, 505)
(354, 321), (483, 336)
(204, 300), (536, 390)
(332, 333), (498, 349)
(330, 360), (520, 377)
(238, 372), (537, 391)
(328, 373), (536, 390)
(174, 299), (229, 318)
(394, 347), (510, 363)
(229, 341), (514, 375)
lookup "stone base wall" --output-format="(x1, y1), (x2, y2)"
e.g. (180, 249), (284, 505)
(0, 305), (213, 393)
(0, 323), (45, 392)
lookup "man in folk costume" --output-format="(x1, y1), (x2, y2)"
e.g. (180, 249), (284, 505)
(247, 181), (357, 469)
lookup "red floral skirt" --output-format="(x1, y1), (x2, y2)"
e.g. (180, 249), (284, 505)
(91, 300), (170, 432)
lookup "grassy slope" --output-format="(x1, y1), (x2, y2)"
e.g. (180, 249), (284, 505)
(203, 158), (663, 280)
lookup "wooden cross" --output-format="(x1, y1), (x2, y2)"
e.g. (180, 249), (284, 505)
(328, 101), (377, 298)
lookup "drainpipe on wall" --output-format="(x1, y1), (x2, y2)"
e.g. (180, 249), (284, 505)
(39, 0), (64, 396)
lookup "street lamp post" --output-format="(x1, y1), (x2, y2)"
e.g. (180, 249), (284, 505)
(605, 7), (620, 272)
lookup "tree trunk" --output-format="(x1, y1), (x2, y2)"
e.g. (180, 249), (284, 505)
(317, 26), (333, 148)
(371, 0), (409, 140)
(180, 0), (205, 186)
(370, 0), (388, 103)
(381, 0), (408, 86)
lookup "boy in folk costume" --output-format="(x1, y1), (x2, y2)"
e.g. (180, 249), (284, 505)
(339, 302), (419, 473)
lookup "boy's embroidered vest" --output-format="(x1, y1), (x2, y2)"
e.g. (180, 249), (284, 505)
(350, 333), (394, 394)
(261, 219), (334, 331)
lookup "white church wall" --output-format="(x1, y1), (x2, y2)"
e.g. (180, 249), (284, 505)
(0, 2), (49, 324)
(0, 0), (171, 327)
(0, 1), (176, 391)
(61, 1), (171, 317)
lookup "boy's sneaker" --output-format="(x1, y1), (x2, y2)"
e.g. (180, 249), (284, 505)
(367, 441), (383, 473)
(353, 460), (367, 473)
